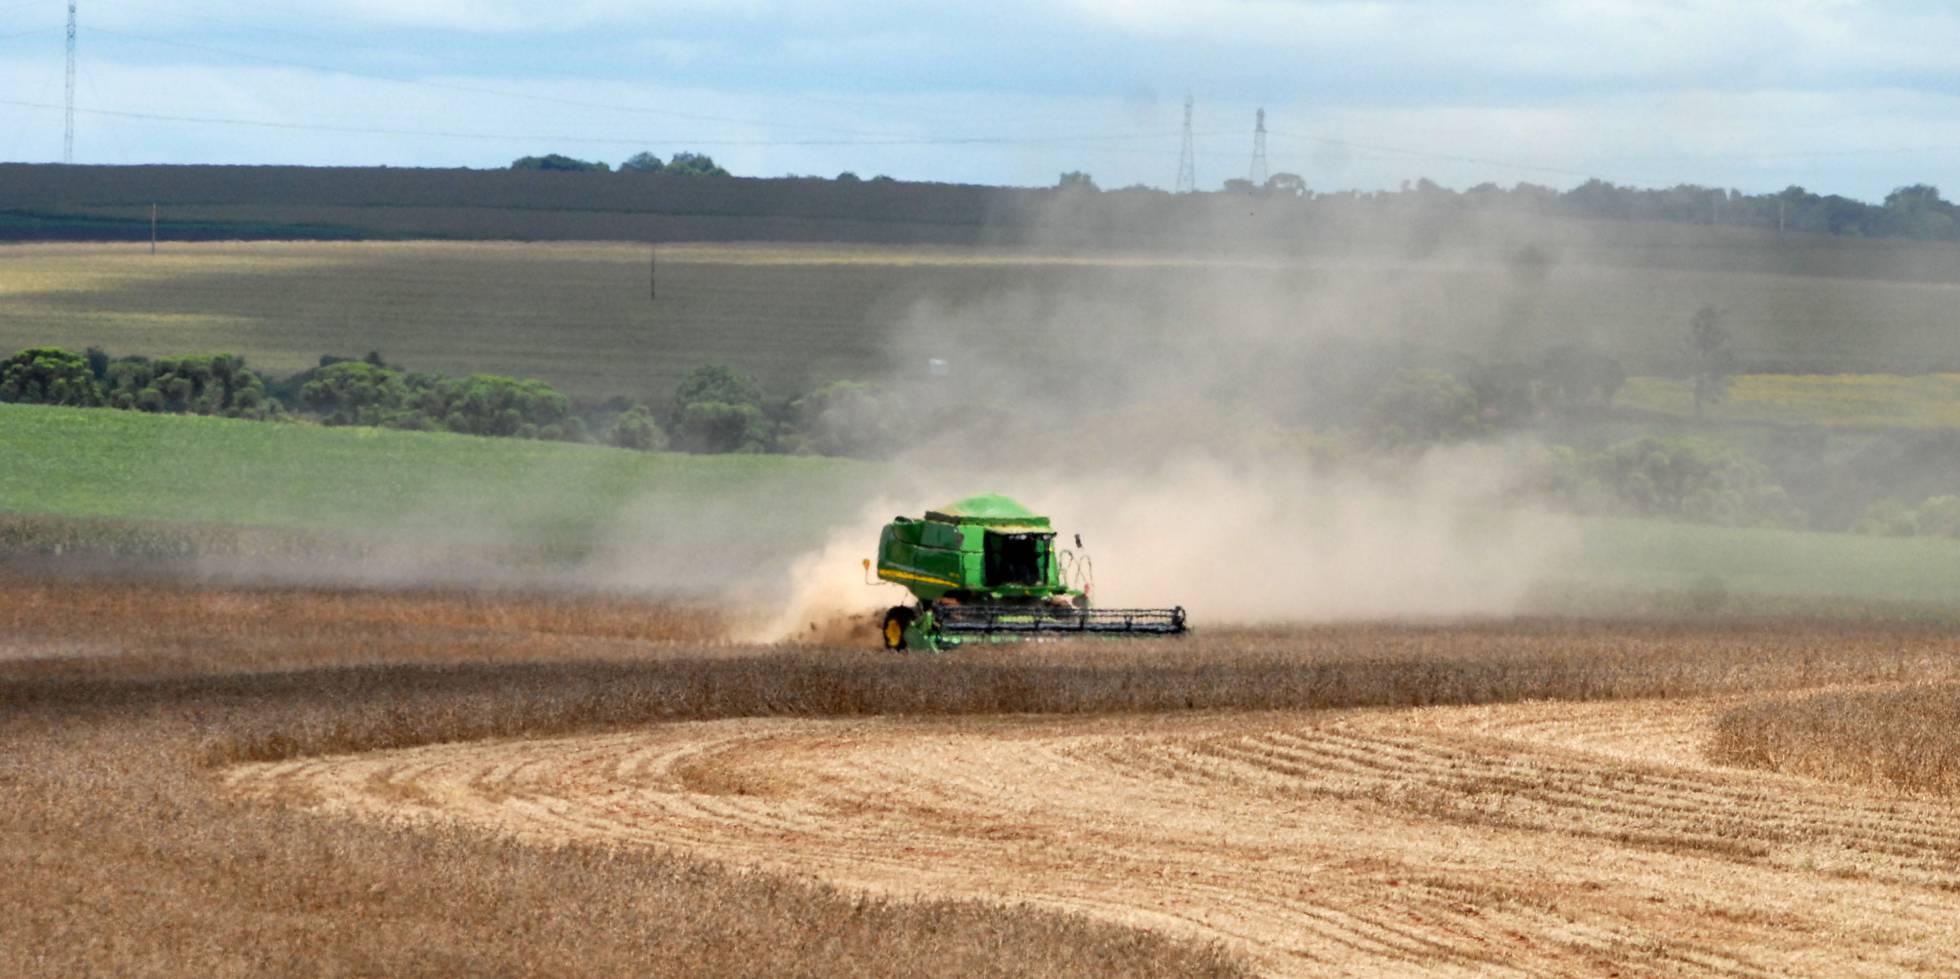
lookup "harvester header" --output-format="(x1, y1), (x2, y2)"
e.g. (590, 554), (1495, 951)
(869, 494), (1186, 651)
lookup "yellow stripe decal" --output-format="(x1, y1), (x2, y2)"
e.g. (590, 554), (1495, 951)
(878, 567), (960, 589)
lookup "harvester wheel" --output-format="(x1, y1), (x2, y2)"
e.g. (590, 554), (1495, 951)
(881, 607), (915, 651)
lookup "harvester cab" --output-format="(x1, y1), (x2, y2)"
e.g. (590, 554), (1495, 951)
(868, 493), (1186, 651)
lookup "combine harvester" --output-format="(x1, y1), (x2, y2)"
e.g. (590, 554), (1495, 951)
(867, 494), (1187, 651)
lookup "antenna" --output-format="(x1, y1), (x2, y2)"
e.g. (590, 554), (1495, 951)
(64, 0), (76, 163)
(1249, 108), (1269, 186)
(1174, 94), (1196, 194)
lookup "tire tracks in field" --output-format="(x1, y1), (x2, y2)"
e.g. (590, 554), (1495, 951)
(229, 697), (1960, 978)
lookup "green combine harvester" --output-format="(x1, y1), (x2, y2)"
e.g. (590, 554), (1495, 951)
(868, 494), (1187, 651)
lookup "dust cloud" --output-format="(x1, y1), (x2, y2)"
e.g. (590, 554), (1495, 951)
(761, 445), (1580, 638)
(163, 204), (1618, 631)
(747, 203), (1609, 636)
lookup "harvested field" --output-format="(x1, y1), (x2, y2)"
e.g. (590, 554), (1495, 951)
(8, 239), (1960, 403)
(230, 694), (1960, 978)
(9, 577), (1960, 977)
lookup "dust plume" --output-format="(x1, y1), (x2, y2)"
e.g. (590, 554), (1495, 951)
(761, 443), (1579, 639)
(755, 203), (1609, 636)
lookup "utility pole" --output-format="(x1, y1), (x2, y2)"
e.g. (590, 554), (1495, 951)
(64, 0), (77, 164)
(1174, 94), (1197, 194)
(150, 203), (157, 254)
(1249, 108), (1269, 186)
(649, 244), (657, 301)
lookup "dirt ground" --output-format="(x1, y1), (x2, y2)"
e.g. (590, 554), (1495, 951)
(232, 692), (1960, 978)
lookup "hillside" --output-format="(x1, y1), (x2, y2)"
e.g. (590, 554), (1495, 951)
(0, 403), (865, 588)
(6, 404), (1960, 607)
(4, 164), (1959, 283)
(5, 239), (1960, 404)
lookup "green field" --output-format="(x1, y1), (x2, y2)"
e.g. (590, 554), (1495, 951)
(0, 403), (869, 582)
(4, 238), (1960, 403)
(7, 403), (1960, 607)
(1619, 373), (1960, 429)
(1567, 516), (1960, 607)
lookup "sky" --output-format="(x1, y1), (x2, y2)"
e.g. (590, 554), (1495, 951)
(0, 0), (1956, 201)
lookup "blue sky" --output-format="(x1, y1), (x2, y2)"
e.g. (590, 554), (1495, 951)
(0, 0), (1956, 201)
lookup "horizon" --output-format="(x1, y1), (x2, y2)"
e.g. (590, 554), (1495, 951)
(0, 2), (1953, 204)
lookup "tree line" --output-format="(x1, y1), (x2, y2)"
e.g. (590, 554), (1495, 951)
(507, 148), (1960, 246)
(9, 161), (1956, 251)
(0, 346), (894, 457)
(7, 330), (1957, 538)
(511, 150), (897, 184)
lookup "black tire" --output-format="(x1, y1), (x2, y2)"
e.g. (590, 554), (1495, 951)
(881, 606), (915, 651)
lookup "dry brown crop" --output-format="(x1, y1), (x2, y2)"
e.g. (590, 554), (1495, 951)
(9, 575), (1960, 977)
(1710, 682), (1960, 796)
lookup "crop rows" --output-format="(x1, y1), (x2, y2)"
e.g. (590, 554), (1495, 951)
(236, 697), (1960, 977)
(7, 241), (1960, 403)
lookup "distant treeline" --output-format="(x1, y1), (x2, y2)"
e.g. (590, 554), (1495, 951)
(2, 163), (1955, 256)
(0, 344), (898, 458)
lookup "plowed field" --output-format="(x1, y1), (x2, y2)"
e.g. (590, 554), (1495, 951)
(231, 692), (1960, 978)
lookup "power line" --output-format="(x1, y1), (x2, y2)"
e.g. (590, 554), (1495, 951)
(1174, 93), (1195, 193)
(87, 0), (943, 123)
(0, 97), (1196, 152)
(63, 0), (75, 163)
(1588, 144), (1960, 164)
(1249, 107), (1268, 185)
(86, 24), (1205, 155)
(1265, 129), (1674, 187)
(87, 26), (942, 140)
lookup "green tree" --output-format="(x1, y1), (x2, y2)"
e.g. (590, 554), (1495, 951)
(676, 401), (769, 453)
(789, 380), (903, 458)
(1264, 173), (1307, 197)
(1914, 495), (1960, 538)
(1366, 368), (1482, 446)
(606, 404), (668, 451)
(1589, 436), (1802, 528)
(672, 364), (761, 415)
(835, 171), (861, 182)
(620, 152), (666, 173)
(0, 347), (102, 406)
(300, 362), (413, 427)
(418, 374), (577, 440)
(1687, 304), (1735, 422)
(1057, 171), (1099, 192)
(670, 364), (768, 452)
(510, 154), (610, 172)
(1883, 184), (1955, 240)
(664, 152), (730, 177)
(104, 354), (279, 419)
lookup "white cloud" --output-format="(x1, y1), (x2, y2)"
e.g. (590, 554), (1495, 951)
(1, 0), (1955, 198)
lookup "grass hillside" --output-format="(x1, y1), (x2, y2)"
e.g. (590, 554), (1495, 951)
(1618, 373), (1960, 429)
(5, 240), (1960, 401)
(0, 404), (866, 571)
(7, 404), (1960, 607)
(1568, 516), (1960, 608)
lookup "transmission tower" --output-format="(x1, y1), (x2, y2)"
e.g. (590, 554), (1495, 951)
(1174, 94), (1196, 193)
(63, 0), (76, 164)
(1248, 108), (1269, 186)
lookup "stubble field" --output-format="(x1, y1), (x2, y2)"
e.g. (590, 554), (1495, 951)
(5, 239), (1960, 402)
(7, 574), (1960, 977)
